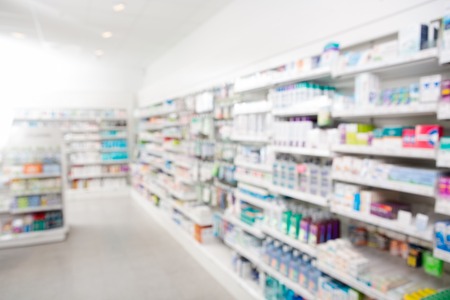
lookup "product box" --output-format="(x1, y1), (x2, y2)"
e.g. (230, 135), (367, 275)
(360, 190), (399, 214)
(23, 163), (43, 174)
(402, 128), (416, 148)
(194, 224), (213, 243)
(354, 73), (380, 106)
(442, 79), (450, 102)
(398, 24), (429, 56)
(383, 126), (404, 148)
(420, 75), (442, 102)
(439, 137), (450, 151)
(370, 201), (410, 219)
(371, 40), (398, 62)
(415, 124), (443, 149)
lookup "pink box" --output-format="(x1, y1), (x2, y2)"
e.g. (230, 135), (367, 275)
(402, 128), (415, 148)
(415, 124), (443, 149)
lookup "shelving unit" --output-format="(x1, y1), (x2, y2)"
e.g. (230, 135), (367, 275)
(271, 146), (333, 158)
(332, 144), (436, 160)
(222, 213), (265, 239)
(269, 185), (328, 207)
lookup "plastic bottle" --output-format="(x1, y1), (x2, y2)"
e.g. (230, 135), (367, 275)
(270, 241), (283, 270)
(279, 245), (292, 276)
(263, 238), (274, 264)
(288, 250), (301, 282)
(299, 211), (312, 243)
(299, 255), (311, 288)
(308, 260), (321, 294)
(289, 206), (302, 240)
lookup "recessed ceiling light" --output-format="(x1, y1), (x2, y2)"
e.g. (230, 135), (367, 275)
(94, 49), (104, 57)
(113, 3), (125, 12)
(11, 32), (25, 39)
(102, 31), (113, 39)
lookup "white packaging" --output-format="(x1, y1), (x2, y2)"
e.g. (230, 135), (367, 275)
(354, 73), (380, 106)
(420, 74), (442, 102)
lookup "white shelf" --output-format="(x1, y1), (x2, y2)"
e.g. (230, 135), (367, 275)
(333, 48), (439, 78)
(231, 135), (270, 143)
(317, 262), (394, 300)
(0, 227), (68, 249)
(233, 102), (272, 115)
(235, 191), (274, 210)
(332, 102), (437, 118)
(10, 204), (63, 214)
(169, 189), (197, 201)
(139, 136), (163, 143)
(270, 185), (328, 207)
(145, 148), (164, 157)
(9, 173), (61, 180)
(69, 159), (129, 166)
(225, 241), (315, 300)
(163, 146), (187, 154)
(433, 248), (450, 264)
(171, 202), (212, 226)
(132, 190), (263, 300)
(142, 181), (166, 199)
(234, 160), (272, 172)
(330, 205), (433, 242)
(272, 96), (332, 117)
(175, 176), (196, 185)
(67, 148), (128, 153)
(332, 144), (436, 160)
(66, 136), (127, 142)
(11, 189), (62, 197)
(234, 67), (331, 93)
(172, 159), (194, 169)
(66, 187), (130, 199)
(271, 145), (333, 157)
(222, 214), (265, 239)
(141, 123), (166, 131)
(332, 172), (436, 197)
(140, 107), (183, 118)
(435, 199), (450, 216)
(101, 126), (127, 131)
(234, 173), (270, 189)
(261, 225), (317, 257)
(69, 173), (128, 180)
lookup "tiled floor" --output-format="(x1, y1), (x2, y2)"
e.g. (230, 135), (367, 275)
(0, 193), (233, 300)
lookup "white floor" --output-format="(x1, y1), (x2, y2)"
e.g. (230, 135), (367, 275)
(0, 193), (233, 300)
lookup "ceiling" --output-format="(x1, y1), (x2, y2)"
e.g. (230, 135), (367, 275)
(0, 0), (232, 69)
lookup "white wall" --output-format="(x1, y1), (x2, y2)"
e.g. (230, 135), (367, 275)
(0, 37), (142, 110)
(139, 0), (447, 105)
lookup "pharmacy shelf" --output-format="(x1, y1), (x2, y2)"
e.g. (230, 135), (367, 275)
(235, 191), (274, 210)
(438, 102), (450, 120)
(317, 262), (394, 300)
(261, 225), (317, 257)
(330, 205), (433, 242)
(332, 172), (435, 197)
(234, 173), (270, 189)
(69, 159), (129, 166)
(332, 144), (436, 160)
(66, 136), (127, 142)
(139, 136), (163, 143)
(271, 145), (333, 158)
(69, 173), (128, 180)
(145, 148), (164, 157)
(332, 103), (437, 118)
(11, 189), (62, 197)
(225, 241), (315, 300)
(231, 135), (270, 143)
(234, 159), (272, 172)
(66, 187), (130, 199)
(272, 96), (332, 117)
(433, 248), (450, 264)
(141, 123), (166, 131)
(169, 189), (197, 201)
(140, 107), (183, 118)
(171, 202), (212, 226)
(163, 146), (187, 154)
(10, 204), (63, 214)
(9, 173), (62, 180)
(434, 199), (450, 216)
(142, 181), (166, 200)
(233, 103), (272, 115)
(333, 48), (439, 78)
(66, 148), (128, 153)
(132, 190), (264, 300)
(0, 227), (68, 249)
(270, 185), (328, 207)
(234, 67), (331, 93)
(222, 214), (265, 239)
(172, 159), (194, 169)
(101, 126), (127, 131)
(175, 176), (196, 185)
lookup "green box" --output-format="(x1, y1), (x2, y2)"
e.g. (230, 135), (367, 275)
(423, 251), (443, 277)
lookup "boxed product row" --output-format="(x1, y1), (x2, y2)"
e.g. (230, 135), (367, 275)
(11, 194), (61, 209)
(71, 178), (127, 190)
(338, 123), (443, 149)
(14, 108), (127, 120)
(272, 119), (337, 149)
(70, 164), (129, 177)
(269, 82), (336, 110)
(235, 145), (270, 166)
(1, 211), (63, 234)
(10, 178), (62, 193)
(347, 223), (443, 277)
(138, 99), (185, 118)
(332, 156), (439, 191)
(69, 152), (129, 164)
(172, 206), (213, 243)
(5, 163), (60, 176)
(272, 156), (332, 198)
(63, 121), (99, 132)
(233, 113), (271, 138)
(333, 183), (432, 233)
(318, 239), (444, 296)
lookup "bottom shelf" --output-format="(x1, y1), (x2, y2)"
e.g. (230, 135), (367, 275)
(132, 189), (264, 300)
(0, 226), (69, 249)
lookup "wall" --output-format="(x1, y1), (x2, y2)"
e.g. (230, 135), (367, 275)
(0, 37), (142, 110)
(138, 0), (448, 105)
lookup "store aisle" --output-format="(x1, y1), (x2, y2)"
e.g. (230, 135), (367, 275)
(0, 193), (233, 300)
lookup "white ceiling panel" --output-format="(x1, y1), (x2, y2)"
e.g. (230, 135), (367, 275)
(0, 0), (233, 68)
